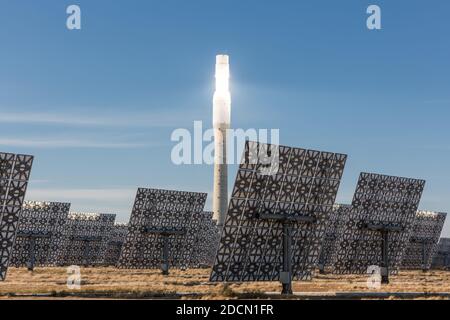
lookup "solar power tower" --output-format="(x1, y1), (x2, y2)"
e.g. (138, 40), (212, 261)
(103, 223), (128, 266)
(210, 141), (347, 295)
(0, 152), (34, 281)
(188, 212), (221, 268)
(432, 238), (450, 269)
(10, 201), (70, 271)
(317, 204), (351, 274)
(118, 188), (207, 275)
(402, 211), (447, 271)
(57, 212), (116, 266)
(331, 173), (425, 284)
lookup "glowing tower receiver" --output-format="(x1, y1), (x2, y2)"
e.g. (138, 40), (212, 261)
(213, 55), (231, 229)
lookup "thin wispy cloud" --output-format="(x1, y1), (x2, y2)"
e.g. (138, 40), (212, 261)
(28, 179), (50, 184)
(0, 110), (201, 128)
(416, 144), (450, 152)
(0, 113), (109, 126)
(0, 138), (148, 149)
(423, 99), (450, 105)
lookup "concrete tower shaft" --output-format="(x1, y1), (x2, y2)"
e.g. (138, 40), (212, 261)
(213, 55), (231, 229)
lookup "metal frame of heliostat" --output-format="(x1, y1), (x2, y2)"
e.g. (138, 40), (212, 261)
(118, 188), (207, 275)
(57, 212), (116, 266)
(188, 212), (221, 268)
(331, 173), (425, 284)
(432, 238), (450, 269)
(402, 211), (447, 272)
(0, 152), (34, 281)
(210, 141), (347, 295)
(103, 223), (128, 266)
(317, 204), (352, 274)
(11, 201), (70, 271)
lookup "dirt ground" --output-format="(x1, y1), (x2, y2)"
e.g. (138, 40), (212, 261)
(0, 267), (449, 300)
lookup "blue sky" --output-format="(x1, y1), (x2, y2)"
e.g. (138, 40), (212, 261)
(1, 1), (449, 235)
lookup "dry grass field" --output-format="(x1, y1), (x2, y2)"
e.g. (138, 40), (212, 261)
(0, 267), (449, 300)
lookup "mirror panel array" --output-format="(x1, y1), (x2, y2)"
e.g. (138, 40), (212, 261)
(118, 189), (207, 269)
(210, 141), (347, 282)
(0, 152), (34, 280)
(10, 201), (70, 268)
